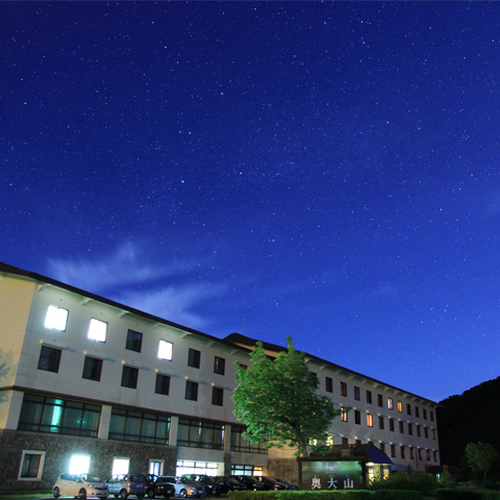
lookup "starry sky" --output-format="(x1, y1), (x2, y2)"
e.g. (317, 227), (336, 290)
(2, 1), (500, 403)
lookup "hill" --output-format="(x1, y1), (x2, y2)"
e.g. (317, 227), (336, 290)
(438, 376), (500, 467)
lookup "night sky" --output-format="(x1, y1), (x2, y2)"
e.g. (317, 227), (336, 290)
(2, 2), (500, 403)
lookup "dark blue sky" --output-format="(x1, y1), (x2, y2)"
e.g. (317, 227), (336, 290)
(2, 2), (500, 403)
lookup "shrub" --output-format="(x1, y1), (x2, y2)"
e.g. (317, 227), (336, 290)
(369, 471), (437, 495)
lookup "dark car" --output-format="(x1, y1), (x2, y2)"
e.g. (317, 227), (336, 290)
(181, 475), (221, 497)
(230, 476), (264, 492)
(214, 476), (247, 494)
(255, 477), (287, 491)
(274, 478), (299, 490)
(144, 475), (175, 498)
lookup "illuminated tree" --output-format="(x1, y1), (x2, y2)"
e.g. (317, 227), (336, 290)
(465, 441), (498, 480)
(232, 336), (340, 457)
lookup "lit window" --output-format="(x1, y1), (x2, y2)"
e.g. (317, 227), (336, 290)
(88, 318), (107, 342)
(18, 451), (45, 480)
(387, 398), (394, 410)
(340, 382), (347, 397)
(121, 366), (138, 389)
(212, 387), (224, 406)
(82, 356), (103, 381)
(341, 407), (348, 422)
(112, 458), (130, 475)
(38, 346), (61, 373)
(126, 330), (143, 352)
(326, 435), (334, 446)
(158, 340), (173, 360)
(367, 413), (373, 427)
(188, 348), (201, 368)
(354, 386), (360, 400)
(397, 401), (403, 413)
(69, 455), (90, 474)
(155, 374), (170, 396)
(214, 356), (225, 375)
(45, 305), (69, 331)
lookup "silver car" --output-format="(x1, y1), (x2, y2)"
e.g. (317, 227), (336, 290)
(53, 473), (109, 499)
(157, 476), (205, 498)
(106, 474), (147, 499)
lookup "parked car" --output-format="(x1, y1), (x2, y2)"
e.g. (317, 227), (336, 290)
(255, 477), (287, 491)
(156, 476), (205, 498)
(106, 474), (147, 499)
(273, 478), (299, 490)
(230, 475), (264, 491)
(181, 475), (221, 497)
(144, 475), (175, 498)
(53, 473), (109, 499)
(213, 476), (247, 494)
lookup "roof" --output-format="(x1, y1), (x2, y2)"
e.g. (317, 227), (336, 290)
(302, 444), (393, 465)
(225, 332), (438, 405)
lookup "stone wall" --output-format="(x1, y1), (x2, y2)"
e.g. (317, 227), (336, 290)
(266, 458), (299, 484)
(0, 429), (178, 491)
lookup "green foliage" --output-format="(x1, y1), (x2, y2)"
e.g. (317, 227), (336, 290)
(229, 491), (374, 500)
(371, 491), (423, 500)
(465, 442), (499, 480)
(369, 471), (438, 495)
(436, 488), (500, 500)
(232, 336), (341, 456)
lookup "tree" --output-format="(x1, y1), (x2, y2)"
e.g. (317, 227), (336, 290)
(232, 336), (340, 457)
(465, 441), (498, 480)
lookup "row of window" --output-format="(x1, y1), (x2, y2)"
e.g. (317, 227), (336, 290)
(341, 408), (436, 440)
(17, 393), (267, 454)
(44, 306), (226, 375)
(379, 442), (439, 463)
(331, 379), (434, 421)
(39, 346), (226, 405)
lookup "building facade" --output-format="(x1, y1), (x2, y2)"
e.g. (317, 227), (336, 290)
(0, 263), (439, 490)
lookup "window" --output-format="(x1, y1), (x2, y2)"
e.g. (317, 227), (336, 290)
(44, 305), (68, 331)
(149, 460), (164, 475)
(69, 454), (90, 474)
(434, 450), (438, 462)
(188, 348), (201, 368)
(326, 435), (334, 446)
(419, 448), (424, 460)
(355, 439), (362, 446)
(109, 408), (170, 444)
(341, 407), (348, 422)
(367, 413), (373, 427)
(397, 401), (403, 413)
(410, 447), (415, 459)
(82, 356), (102, 381)
(401, 446), (406, 459)
(432, 428), (436, 440)
(231, 426), (268, 454)
(38, 346), (61, 373)
(387, 398), (394, 410)
(426, 449), (430, 461)
(155, 374), (170, 396)
(88, 318), (107, 342)
(423, 409), (427, 420)
(416, 425), (421, 437)
(214, 356), (225, 375)
(399, 421), (404, 434)
(366, 390), (372, 404)
(354, 386), (360, 401)
(342, 437), (349, 445)
(379, 416), (384, 429)
(391, 444), (396, 458)
(377, 394), (383, 407)
(158, 340), (173, 361)
(424, 426), (429, 439)
(389, 418), (394, 432)
(407, 403), (412, 415)
(212, 387), (224, 406)
(112, 458), (130, 475)
(340, 382), (347, 397)
(415, 406), (420, 418)
(126, 330), (143, 352)
(19, 451), (45, 480)
(325, 377), (333, 393)
(121, 366), (138, 389)
(408, 423), (413, 435)
(177, 418), (224, 450)
(430, 410), (434, 422)
(379, 443), (385, 454)
(18, 394), (101, 437)
(354, 410), (361, 425)
(185, 381), (198, 401)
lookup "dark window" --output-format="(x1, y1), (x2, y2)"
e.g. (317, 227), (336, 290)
(366, 390), (372, 404)
(109, 407), (170, 444)
(18, 394), (101, 437)
(389, 418), (394, 432)
(354, 386), (360, 401)
(126, 330), (143, 352)
(401, 446), (406, 459)
(423, 409), (427, 420)
(188, 348), (201, 368)
(379, 443), (385, 453)
(20, 453), (43, 478)
(377, 394), (383, 407)
(230, 426), (268, 454)
(354, 410), (361, 425)
(391, 444), (396, 458)
(424, 426), (429, 439)
(325, 377), (333, 393)
(407, 403), (412, 415)
(185, 381), (198, 401)
(379, 416), (384, 429)
(415, 406), (420, 418)
(342, 437), (348, 445)
(214, 356), (225, 375)
(212, 387), (224, 406)
(430, 411), (434, 422)
(155, 374), (170, 396)
(340, 382), (347, 397)
(121, 366), (138, 389)
(38, 346), (61, 373)
(416, 424), (421, 437)
(408, 423), (413, 435)
(177, 418), (224, 449)
(82, 357), (103, 381)
(399, 421), (404, 434)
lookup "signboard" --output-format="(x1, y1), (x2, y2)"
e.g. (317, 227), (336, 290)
(301, 460), (364, 490)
